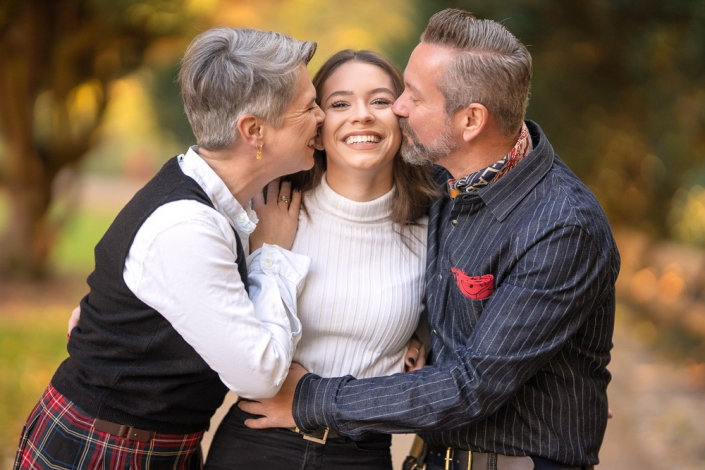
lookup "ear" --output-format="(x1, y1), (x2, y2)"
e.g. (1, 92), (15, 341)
(457, 103), (489, 143)
(236, 114), (264, 147)
(313, 127), (325, 151)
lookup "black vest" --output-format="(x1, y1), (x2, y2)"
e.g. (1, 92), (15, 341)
(52, 157), (245, 433)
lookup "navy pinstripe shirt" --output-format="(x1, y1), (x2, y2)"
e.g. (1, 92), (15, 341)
(292, 121), (620, 466)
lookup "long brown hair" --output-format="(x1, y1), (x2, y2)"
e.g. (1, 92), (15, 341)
(291, 49), (438, 229)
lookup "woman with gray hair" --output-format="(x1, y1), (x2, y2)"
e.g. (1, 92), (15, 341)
(13, 27), (323, 470)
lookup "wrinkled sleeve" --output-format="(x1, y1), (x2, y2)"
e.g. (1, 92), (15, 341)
(126, 204), (310, 399)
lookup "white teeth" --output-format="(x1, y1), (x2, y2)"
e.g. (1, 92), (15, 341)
(345, 135), (381, 144)
(308, 138), (315, 146)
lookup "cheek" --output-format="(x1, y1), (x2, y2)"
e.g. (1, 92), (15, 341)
(321, 125), (336, 150)
(320, 117), (342, 150)
(388, 122), (403, 150)
(293, 115), (316, 140)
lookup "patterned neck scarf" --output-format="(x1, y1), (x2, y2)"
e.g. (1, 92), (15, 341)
(449, 122), (533, 197)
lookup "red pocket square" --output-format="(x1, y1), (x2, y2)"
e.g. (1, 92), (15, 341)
(450, 268), (494, 300)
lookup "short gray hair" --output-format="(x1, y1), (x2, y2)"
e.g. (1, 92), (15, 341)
(178, 27), (317, 149)
(421, 9), (532, 136)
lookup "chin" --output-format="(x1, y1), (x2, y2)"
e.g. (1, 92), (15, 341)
(301, 155), (316, 171)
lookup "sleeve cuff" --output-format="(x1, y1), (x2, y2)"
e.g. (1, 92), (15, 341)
(248, 244), (311, 291)
(293, 373), (351, 433)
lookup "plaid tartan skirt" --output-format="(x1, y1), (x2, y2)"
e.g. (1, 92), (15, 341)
(14, 384), (204, 470)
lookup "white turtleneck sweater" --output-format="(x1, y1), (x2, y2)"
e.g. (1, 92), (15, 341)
(291, 175), (428, 379)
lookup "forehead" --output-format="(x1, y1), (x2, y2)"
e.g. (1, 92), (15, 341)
(323, 61), (395, 93)
(405, 43), (455, 88)
(288, 65), (316, 107)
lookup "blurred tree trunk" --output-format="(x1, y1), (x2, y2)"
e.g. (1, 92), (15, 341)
(0, 0), (189, 278)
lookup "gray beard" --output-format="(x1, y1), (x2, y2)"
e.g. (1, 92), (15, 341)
(399, 118), (458, 166)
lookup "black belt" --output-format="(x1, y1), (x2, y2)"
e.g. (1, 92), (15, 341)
(424, 446), (593, 470)
(93, 419), (155, 442)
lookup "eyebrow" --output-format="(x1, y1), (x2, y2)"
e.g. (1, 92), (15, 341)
(323, 87), (396, 105)
(299, 95), (316, 110)
(404, 81), (420, 95)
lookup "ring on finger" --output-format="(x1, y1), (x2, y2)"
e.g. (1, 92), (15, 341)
(278, 195), (291, 203)
(411, 347), (420, 355)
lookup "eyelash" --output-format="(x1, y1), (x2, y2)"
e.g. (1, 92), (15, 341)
(330, 98), (392, 109)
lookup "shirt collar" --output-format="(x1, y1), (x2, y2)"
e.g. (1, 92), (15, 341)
(311, 173), (394, 223)
(449, 122), (533, 196)
(433, 121), (554, 222)
(178, 146), (258, 234)
(478, 120), (554, 222)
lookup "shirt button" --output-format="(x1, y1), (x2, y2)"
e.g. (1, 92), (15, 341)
(438, 274), (442, 281)
(237, 214), (246, 222)
(432, 329), (437, 335)
(451, 220), (458, 226)
(264, 260), (273, 268)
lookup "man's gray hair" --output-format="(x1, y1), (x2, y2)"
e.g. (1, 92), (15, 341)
(421, 9), (532, 136)
(178, 27), (317, 150)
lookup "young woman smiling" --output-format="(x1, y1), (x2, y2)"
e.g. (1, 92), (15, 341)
(204, 50), (438, 470)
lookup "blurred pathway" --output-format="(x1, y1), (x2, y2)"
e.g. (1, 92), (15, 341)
(600, 306), (705, 469)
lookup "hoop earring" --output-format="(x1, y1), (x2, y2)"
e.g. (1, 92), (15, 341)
(256, 145), (262, 160)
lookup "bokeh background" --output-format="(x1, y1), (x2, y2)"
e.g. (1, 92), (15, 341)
(1, 0), (705, 468)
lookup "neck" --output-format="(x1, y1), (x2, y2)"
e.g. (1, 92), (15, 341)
(324, 163), (394, 202)
(440, 132), (518, 180)
(196, 145), (273, 207)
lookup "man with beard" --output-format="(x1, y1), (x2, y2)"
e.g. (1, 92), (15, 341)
(240, 9), (619, 470)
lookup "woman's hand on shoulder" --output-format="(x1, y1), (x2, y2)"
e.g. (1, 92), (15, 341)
(250, 179), (301, 251)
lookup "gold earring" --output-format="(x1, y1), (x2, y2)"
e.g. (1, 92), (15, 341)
(256, 145), (262, 160)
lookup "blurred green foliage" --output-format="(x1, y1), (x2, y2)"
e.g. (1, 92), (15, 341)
(408, 0), (705, 241)
(0, 201), (114, 465)
(50, 209), (118, 274)
(0, 311), (70, 466)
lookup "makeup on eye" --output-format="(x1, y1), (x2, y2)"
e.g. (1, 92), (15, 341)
(324, 88), (395, 109)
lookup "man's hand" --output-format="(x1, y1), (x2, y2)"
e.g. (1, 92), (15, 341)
(239, 362), (308, 429)
(68, 306), (81, 338)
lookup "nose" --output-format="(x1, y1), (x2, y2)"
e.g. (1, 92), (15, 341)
(351, 102), (375, 124)
(315, 105), (325, 125)
(392, 95), (408, 118)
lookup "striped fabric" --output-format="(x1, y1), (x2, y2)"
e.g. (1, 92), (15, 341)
(292, 120), (620, 467)
(14, 384), (204, 470)
(291, 175), (427, 379)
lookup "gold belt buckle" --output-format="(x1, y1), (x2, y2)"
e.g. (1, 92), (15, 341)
(443, 448), (474, 470)
(445, 447), (454, 470)
(294, 426), (329, 445)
